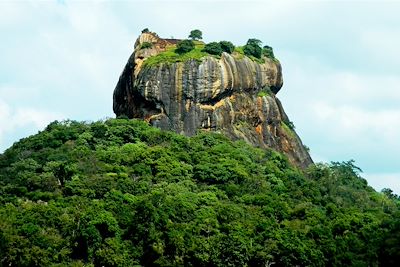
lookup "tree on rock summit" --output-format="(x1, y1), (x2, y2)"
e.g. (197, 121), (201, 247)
(189, 29), (202, 40)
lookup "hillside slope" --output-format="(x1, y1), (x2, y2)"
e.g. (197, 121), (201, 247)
(0, 119), (399, 266)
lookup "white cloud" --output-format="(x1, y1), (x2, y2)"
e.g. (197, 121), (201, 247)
(364, 172), (400, 195)
(0, 100), (63, 151)
(0, 1), (31, 27)
(12, 107), (62, 129)
(312, 103), (400, 141)
(360, 28), (400, 69)
(278, 49), (400, 186)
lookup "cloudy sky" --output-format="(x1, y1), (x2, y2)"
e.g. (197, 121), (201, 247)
(1, 0), (399, 193)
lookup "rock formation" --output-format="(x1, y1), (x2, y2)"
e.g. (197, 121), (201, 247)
(113, 32), (313, 168)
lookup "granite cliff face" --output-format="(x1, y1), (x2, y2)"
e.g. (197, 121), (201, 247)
(113, 33), (313, 168)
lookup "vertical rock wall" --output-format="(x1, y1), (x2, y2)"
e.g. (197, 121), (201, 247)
(113, 33), (313, 168)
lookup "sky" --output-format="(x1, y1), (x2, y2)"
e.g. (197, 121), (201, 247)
(1, 0), (399, 194)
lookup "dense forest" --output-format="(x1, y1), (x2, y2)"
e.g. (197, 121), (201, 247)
(0, 119), (399, 266)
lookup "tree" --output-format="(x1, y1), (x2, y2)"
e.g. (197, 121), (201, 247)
(243, 38), (262, 59)
(176, 39), (195, 54)
(247, 38), (262, 47)
(203, 42), (223, 56)
(219, 41), (235, 54)
(263, 45), (275, 59)
(188, 29), (202, 41)
(141, 28), (150, 33)
(382, 188), (398, 199)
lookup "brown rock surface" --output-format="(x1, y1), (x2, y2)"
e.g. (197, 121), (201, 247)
(113, 32), (313, 168)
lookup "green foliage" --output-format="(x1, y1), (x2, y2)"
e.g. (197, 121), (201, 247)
(283, 119), (296, 130)
(243, 38), (263, 59)
(263, 45), (275, 59)
(281, 121), (296, 140)
(219, 41), (235, 54)
(234, 46), (244, 54)
(142, 35), (276, 66)
(143, 43), (209, 67)
(232, 46), (245, 60)
(203, 42), (223, 56)
(382, 188), (399, 199)
(141, 28), (149, 33)
(188, 29), (202, 40)
(303, 144), (310, 152)
(1, 118), (398, 266)
(257, 91), (268, 97)
(257, 86), (272, 97)
(175, 39), (195, 54)
(140, 41), (152, 49)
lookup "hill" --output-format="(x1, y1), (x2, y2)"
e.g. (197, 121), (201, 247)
(0, 119), (399, 266)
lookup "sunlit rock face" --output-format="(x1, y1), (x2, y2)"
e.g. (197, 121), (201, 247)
(113, 32), (312, 168)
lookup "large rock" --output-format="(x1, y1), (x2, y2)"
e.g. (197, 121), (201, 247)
(113, 32), (313, 168)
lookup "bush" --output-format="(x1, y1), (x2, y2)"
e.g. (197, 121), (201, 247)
(203, 42), (223, 56)
(257, 91), (268, 97)
(257, 86), (272, 97)
(243, 38), (262, 59)
(263, 45), (275, 59)
(284, 119), (296, 130)
(175, 39), (195, 54)
(140, 42), (153, 49)
(188, 29), (202, 40)
(219, 41), (235, 54)
(141, 28), (149, 33)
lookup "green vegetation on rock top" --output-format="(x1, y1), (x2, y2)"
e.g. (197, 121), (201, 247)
(142, 43), (267, 67)
(188, 29), (203, 41)
(0, 118), (399, 266)
(141, 31), (278, 66)
(142, 42), (211, 67)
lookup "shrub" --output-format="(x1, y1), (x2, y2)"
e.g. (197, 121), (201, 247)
(247, 38), (262, 46)
(140, 42), (153, 49)
(263, 45), (275, 59)
(188, 29), (202, 40)
(203, 42), (223, 56)
(219, 41), (235, 54)
(257, 91), (268, 97)
(243, 38), (262, 59)
(284, 120), (296, 130)
(257, 86), (272, 97)
(176, 39), (195, 54)
(141, 28), (149, 33)
(143, 44), (209, 67)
